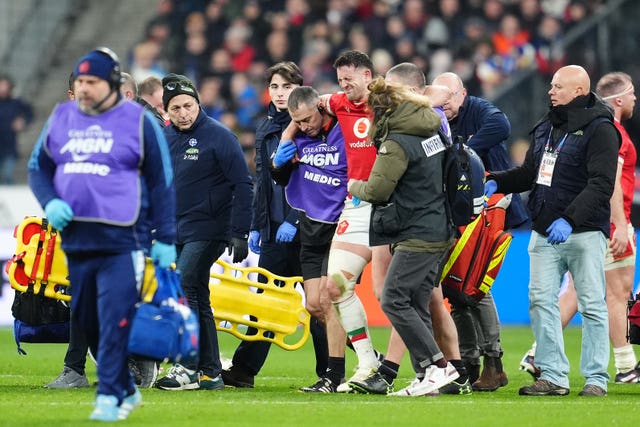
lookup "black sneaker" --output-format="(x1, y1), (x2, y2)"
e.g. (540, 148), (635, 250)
(439, 378), (473, 395)
(155, 364), (200, 391)
(518, 379), (569, 396)
(614, 368), (640, 384)
(578, 384), (607, 397)
(200, 374), (225, 390)
(221, 367), (255, 388)
(349, 371), (393, 395)
(299, 377), (339, 393)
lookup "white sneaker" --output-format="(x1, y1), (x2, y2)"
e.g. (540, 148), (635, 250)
(389, 363), (459, 397)
(338, 366), (377, 393)
(392, 376), (440, 396)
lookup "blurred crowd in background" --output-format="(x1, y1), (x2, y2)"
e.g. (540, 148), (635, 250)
(0, 0), (608, 180)
(122, 0), (603, 173)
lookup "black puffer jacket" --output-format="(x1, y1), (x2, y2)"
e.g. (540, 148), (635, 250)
(490, 93), (620, 237)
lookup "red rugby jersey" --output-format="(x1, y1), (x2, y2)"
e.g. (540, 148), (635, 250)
(615, 120), (637, 222)
(328, 92), (377, 181)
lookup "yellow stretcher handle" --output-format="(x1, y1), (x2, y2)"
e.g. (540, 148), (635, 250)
(210, 259), (310, 351)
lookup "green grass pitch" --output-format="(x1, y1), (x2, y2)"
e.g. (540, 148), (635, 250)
(0, 326), (638, 426)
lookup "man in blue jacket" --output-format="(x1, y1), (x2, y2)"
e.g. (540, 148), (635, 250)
(432, 72), (529, 391)
(155, 73), (252, 391)
(28, 47), (176, 421)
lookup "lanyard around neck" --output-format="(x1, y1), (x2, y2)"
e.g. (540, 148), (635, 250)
(545, 128), (568, 154)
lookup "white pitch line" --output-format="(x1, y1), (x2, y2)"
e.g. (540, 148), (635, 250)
(0, 399), (632, 407)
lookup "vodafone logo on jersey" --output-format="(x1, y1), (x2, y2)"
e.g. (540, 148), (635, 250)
(353, 117), (370, 139)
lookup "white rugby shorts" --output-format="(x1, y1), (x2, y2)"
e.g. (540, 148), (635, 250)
(332, 197), (371, 246)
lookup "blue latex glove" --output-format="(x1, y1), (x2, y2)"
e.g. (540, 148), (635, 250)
(352, 196), (361, 207)
(44, 198), (74, 230)
(248, 230), (261, 254)
(276, 221), (297, 243)
(546, 218), (573, 244)
(151, 241), (177, 268)
(484, 180), (498, 206)
(273, 140), (297, 168)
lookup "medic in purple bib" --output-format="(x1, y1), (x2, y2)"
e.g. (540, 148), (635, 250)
(28, 47), (176, 421)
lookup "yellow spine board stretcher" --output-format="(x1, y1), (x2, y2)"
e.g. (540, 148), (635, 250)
(6, 217), (71, 301)
(210, 259), (310, 351)
(5, 217), (309, 351)
(6, 217), (157, 303)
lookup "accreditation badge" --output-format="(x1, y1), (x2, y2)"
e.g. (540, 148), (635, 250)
(536, 151), (556, 186)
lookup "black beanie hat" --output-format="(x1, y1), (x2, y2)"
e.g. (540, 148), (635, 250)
(162, 73), (199, 109)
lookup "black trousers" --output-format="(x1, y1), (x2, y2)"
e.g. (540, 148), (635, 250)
(231, 239), (328, 377)
(64, 314), (92, 375)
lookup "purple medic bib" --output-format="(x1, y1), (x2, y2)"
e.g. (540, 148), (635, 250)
(45, 100), (145, 225)
(285, 124), (348, 223)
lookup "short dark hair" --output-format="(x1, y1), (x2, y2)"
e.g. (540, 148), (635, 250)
(288, 86), (320, 112)
(386, 62), (426, 89)
(333, 50), (374, 73)
(265, 61), (303, 86)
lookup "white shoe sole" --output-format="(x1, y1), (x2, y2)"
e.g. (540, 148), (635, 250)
(390, 368), (459, 397)
(157, 382), (200, 391)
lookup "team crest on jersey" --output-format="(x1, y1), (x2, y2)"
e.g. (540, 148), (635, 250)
(337, 219), (350, 235)
(353, 118), (370, 139)
(184, 138), (199, 160)
(184, 147), (199, 160)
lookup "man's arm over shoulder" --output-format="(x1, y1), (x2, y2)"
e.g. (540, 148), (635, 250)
(321, 94), (334, 116)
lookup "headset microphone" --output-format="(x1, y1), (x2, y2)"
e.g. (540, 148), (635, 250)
(90, 89), (117, 112)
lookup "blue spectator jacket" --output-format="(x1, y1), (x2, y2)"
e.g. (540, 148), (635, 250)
(165, 108), (252, 244)
(449, 95), (530, 229)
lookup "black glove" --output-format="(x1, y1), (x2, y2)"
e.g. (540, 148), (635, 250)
(227, 236), (249, 263)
